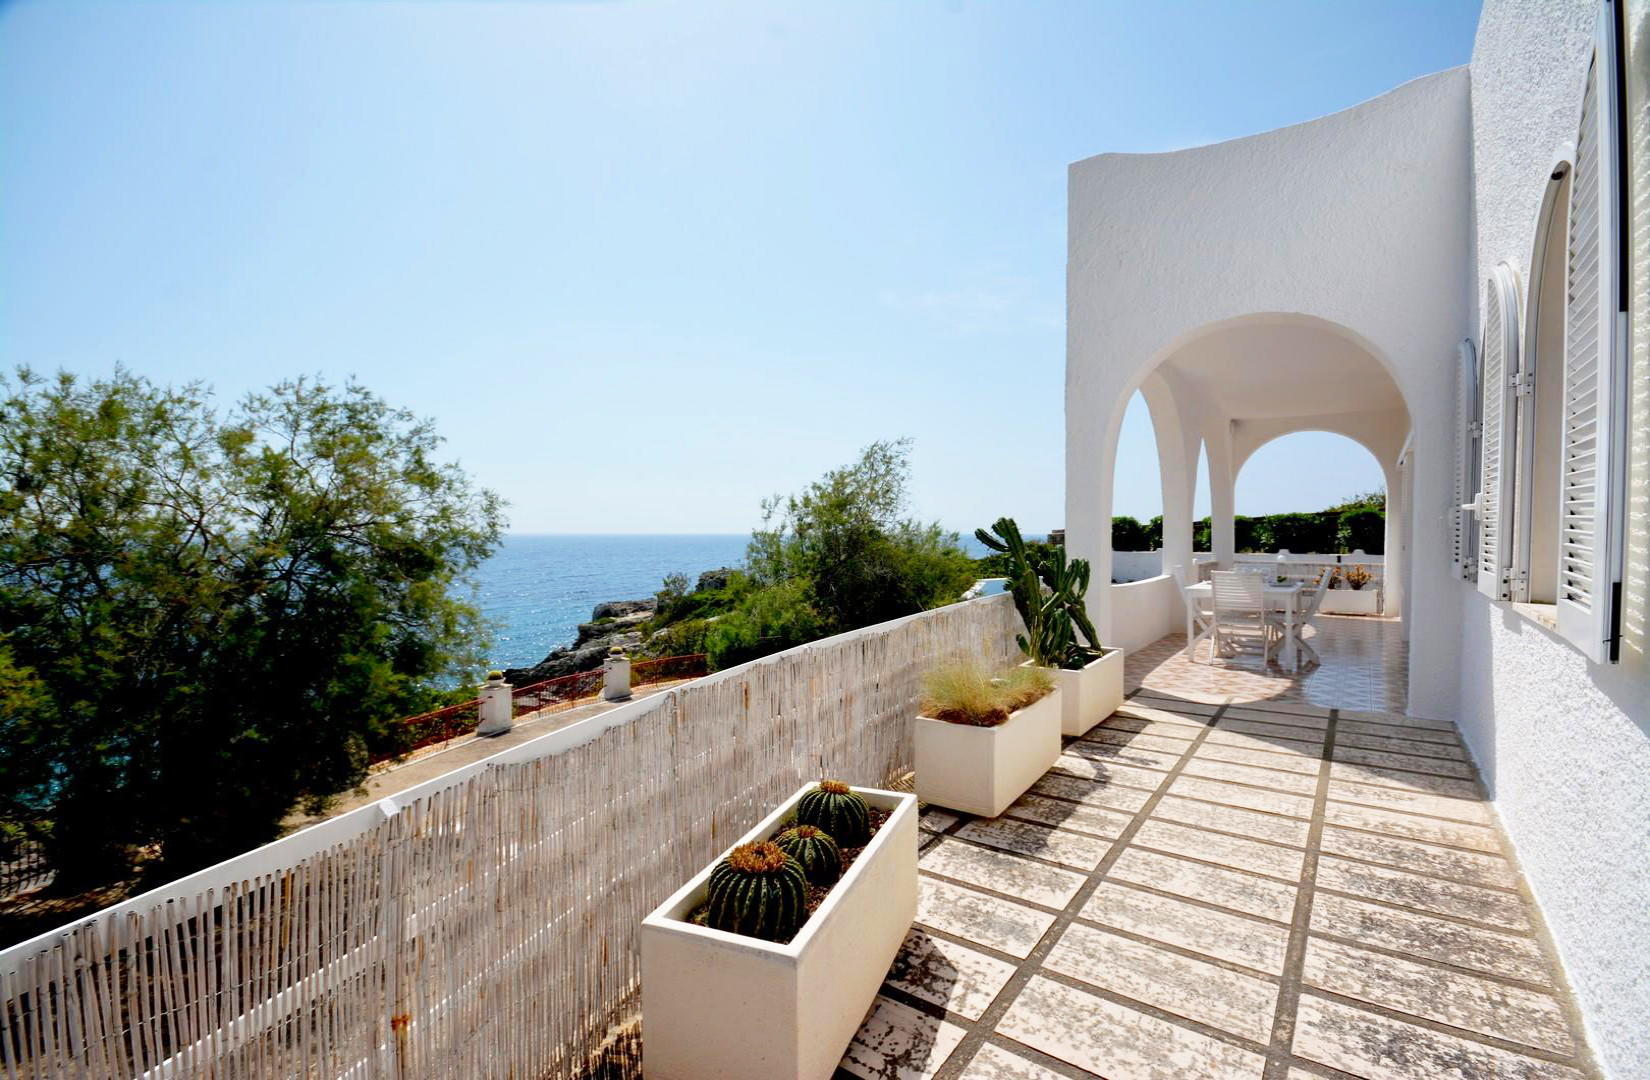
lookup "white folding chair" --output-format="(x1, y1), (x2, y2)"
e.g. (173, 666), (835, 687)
(1290, 568), (1334, 666)
(1209, 571), (1279, 663)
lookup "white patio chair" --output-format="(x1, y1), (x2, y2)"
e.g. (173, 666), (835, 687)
(1290, 568), (1334, 666)
(1171, 564), (1216, 661)
(1209, 570), (1279, 664)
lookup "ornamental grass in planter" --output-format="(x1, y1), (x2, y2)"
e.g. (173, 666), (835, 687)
(976, 516), (1123, 735)
(640, 780), (917, 1080)
(914, 661), (1060, 817)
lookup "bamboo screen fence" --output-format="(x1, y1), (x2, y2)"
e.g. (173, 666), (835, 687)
(0, 594), (1020, 1080)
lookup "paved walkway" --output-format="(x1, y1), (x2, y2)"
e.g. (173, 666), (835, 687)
(840, 687), (1599, 1080)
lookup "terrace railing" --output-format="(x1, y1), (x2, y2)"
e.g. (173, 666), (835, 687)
(0, 595), (1018, 1080)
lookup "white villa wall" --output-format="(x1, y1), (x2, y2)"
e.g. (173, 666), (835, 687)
(1066, 67), (1471, 718)
(1108, 575), (1180, 653)
(1110, 549), (1163, 582)
(1462, 2), (1650, 1074)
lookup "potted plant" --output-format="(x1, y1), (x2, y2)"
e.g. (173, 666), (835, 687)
(641, 780), (918, 1080)
(975, 517), (1123, 736)
(914, 661), (1060, 817)
(1322, 564), (1380, 614)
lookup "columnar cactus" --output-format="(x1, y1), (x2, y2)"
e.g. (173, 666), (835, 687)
(795, 780), (871, 847)
(705, 841), (808, 941)
(775, 825), (842, 886)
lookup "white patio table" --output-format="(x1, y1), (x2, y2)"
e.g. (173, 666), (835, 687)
(1185, 579), (1306, 671)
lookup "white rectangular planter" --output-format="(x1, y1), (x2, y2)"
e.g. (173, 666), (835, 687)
(640, 784), (917, 1080)
(1322, 588), (1381, 615)
(914, 689), (1061, 817)
(1050, 649), (1124, 736)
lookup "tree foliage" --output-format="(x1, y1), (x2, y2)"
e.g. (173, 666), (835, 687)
(704, 440), (974, 669)
(0, 369), (503, 884)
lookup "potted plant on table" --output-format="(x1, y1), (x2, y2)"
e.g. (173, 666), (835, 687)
(914, 660), (1060, 817)
(640, 779), (918, 1080)
(975, 517), (1124, 737)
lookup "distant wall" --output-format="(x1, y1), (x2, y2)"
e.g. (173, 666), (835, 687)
(1111, 550), (1163, 583)
(1109, 575), (1180, 652)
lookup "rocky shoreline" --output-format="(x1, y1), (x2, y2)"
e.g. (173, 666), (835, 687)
(501, 568), (731, 685)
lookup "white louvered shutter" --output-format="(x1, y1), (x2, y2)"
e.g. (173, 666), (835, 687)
(1453, 340), (1479, 579)
(1477, 269), (1520, 598)
(1557, 39), (1624, 662)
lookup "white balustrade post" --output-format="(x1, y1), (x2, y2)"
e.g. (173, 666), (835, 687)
(602, 649), (633, 702)
(476, 671), (514, 736)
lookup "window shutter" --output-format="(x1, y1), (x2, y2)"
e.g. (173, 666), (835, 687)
(1453, 340), (1480, 579)
(1557, 39), (1624, 662)
(1477, 268), (1520, 598)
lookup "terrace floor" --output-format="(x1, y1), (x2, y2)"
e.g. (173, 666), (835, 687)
(839, 684), (1599, 1079)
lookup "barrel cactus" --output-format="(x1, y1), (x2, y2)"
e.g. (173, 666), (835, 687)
(705, 841), (808, 941)
(796, 780), (871, 847)
(775, 825), (842, 887)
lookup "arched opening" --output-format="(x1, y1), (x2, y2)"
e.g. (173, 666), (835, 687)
(1109, 390), (1166, 582)
(1518, 164), (1572, 605)
(1235, 431), (1389, 554)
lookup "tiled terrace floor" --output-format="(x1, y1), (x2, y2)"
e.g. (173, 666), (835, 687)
(840, 688), (1598, 1080)
(1127, 615), (1409, 713)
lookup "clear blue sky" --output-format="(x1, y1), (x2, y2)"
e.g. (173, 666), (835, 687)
(0, 0), (1480, 535)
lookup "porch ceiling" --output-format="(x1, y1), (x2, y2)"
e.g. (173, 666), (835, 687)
(1160, 321), (1404, 421)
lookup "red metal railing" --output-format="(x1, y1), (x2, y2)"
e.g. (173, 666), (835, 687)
(378, 654), (709, 765)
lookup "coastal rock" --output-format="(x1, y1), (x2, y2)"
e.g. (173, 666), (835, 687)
(504, 597), (655, 685)
(592, 599), (655, 620)
(694, 568), (735, 593)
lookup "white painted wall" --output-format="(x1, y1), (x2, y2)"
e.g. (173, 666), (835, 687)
(1463, 2), (1650, 1074)
(1110, 550), (1163, 582)
(1066, 66), (1471, 718)
(1107, 575), (1181, 653)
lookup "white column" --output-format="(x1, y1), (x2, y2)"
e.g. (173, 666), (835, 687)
(602, 651), (633, 702)
(1142, 374), (1194, 582)
(476, 673), (513, 736)
(1205, 422), (1236, 566)
(1383, 460), (1407, 627)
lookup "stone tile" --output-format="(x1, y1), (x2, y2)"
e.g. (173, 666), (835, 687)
(1337, 718), (1462, 745)
(1325, 778), (1491, 825)
(1334, 731), (1470, 761)
(1193, 742), (1322, 774)
(1331, 746), (1475, 780)
(1205, 727), (1323, 751)
(1045, 922), (1279, 1042)
(1319, 826), (1519, 890)
(841, 994), (968, 1080)
(999, 975), (1266, 1080)
(1133, 819), (1304, 881)
(1226, 699), (1332, 719)
(956, 1043), (1067, 1080)
(1080, 882), (1290, 974)
(1337, 708), (1457, 732)
(920, 839), (1087, 909)
(1127, 694), (1226, 718)
(916, 876), (1056, 959)
(884, 928), (1016, 1021)
(1317, 856), (1530, 931)
(1328, 760), (1481, 799)
(1323, 800), (1500, 853)
(1032, 771), (1153, 813)
(920, 808), (960, 834)
(1308, 892), (1549, 983)
(1153, 796), (1311, 847)
(1104, 717), (1212, 741)
(1169, 776), (1315, 818)
(1292, 994), (1584, 1080)
(1220, 706), (1330, 729)
(1109, 847), (1297, 922)
(954, 816), (1112, 870)
(1213, 718), (1327, 745)
(1180, 758), (1320, 794)
(1065, 738), (1184, 772)
(1302, 937), (1574, 1055)
(1005, 793), (1133, 838)
(1051, 754), (1171, 791)
(1083, 728), (1198, 754)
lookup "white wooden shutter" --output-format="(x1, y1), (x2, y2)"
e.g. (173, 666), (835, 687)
(1557, 36), (1625, 662)
(1477, 267), (1520, 598)
(1453, 340), (1480, 579)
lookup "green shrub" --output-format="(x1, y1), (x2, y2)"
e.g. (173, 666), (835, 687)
(1111, 516), (1150, 549)
(704, 578), (825, 670)
(1337, 508), (1385, 553)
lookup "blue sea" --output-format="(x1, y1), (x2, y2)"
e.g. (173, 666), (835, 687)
(473, 532), (1000, 670)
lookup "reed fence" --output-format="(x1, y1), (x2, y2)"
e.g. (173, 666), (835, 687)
(0, 595), (1019, 1079)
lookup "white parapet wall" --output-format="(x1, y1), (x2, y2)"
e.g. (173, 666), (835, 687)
(1110, 550), (1163, 583)
(1108, 574), (1181, 653)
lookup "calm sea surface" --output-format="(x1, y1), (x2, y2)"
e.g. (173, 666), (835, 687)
(473, 532), (996, 670)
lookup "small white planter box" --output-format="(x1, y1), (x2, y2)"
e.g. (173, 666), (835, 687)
(914, 689), (1061, 817)
(640, 785), (917, 1080)
(1049, 649), (1124, 736)
(1322, 588), (1380, 615)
